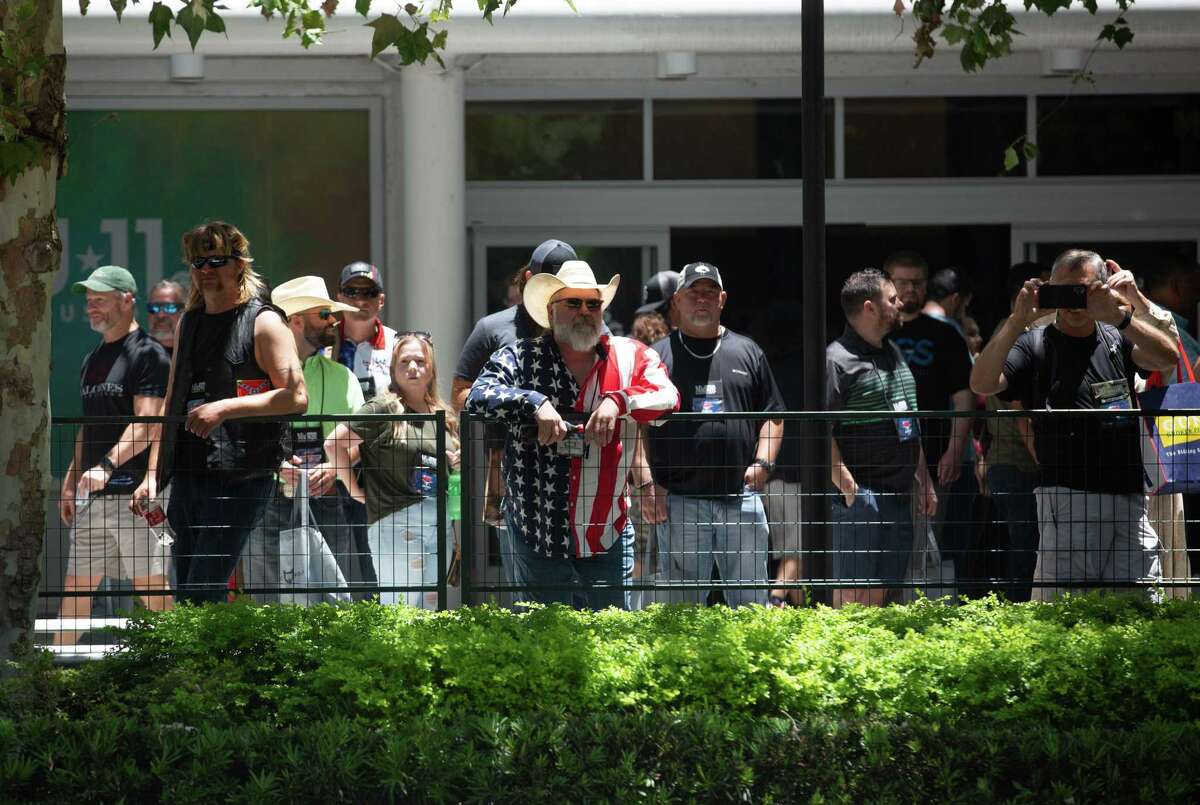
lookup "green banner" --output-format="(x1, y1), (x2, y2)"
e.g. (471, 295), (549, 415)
(52, 108), (372, 421)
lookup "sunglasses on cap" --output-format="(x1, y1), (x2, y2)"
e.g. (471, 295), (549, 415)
(147, 302), (182, 315)
(399, 330), (433, 342)
(340, 286), (381, 299)
(189, 253), (242, 269)
(554, 298), (603, 312)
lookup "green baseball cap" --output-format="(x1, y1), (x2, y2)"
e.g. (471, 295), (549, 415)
(72, 265), (137, 295)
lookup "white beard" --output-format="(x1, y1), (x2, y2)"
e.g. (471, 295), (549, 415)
(553, 316), (601, 352)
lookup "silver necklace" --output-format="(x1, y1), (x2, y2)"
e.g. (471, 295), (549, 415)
(678, 328), (723, 360)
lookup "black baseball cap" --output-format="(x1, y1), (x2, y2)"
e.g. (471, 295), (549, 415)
(636, 270), (681, 315)
(679, 262), (723, 290)
(529, 239), (577, 274)
(339, 261), (383, 292)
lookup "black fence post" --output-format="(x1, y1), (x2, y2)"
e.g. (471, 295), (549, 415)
(801, 0), (829, 592)
(436, 410), (448, 611)
(460, 411), (474, 607)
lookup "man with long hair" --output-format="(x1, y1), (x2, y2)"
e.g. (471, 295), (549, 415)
(132, 221), (307, 605)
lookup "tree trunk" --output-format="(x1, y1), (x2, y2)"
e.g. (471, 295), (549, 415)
(0, 0), (65, 666)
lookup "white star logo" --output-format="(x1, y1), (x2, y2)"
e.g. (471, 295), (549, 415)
(77, 245), (104, 272)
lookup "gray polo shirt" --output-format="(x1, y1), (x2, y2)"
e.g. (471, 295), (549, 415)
(826, 327), (922, 494)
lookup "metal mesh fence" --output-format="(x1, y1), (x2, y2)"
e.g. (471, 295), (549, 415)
(38, 408), (1200, 656)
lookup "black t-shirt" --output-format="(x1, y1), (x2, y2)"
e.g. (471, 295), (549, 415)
(998, 323), (1142, 494)
(892, 314), (972, 470)
(79, 328), (170, 494)
(647, 329), (785, 497)
(175, 307), (239, 472)
(454, 306), (542, 381)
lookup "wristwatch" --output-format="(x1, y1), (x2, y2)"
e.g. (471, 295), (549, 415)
(751, 458), (775, 473)
(98, 454), (116, 475)
(1116, 309), (1134, 331)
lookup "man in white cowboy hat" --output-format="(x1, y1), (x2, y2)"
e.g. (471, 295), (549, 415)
(241, 276), (369, 602)
(466, 260), (680, 610)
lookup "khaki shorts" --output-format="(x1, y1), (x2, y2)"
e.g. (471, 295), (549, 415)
(66, 493), (169, 579)
(763, 479), (803, 557)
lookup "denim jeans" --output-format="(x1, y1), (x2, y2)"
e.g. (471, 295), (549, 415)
(658, 491), (769, 608)
(367, 496), (442, 609)
(167, 473), (275, 605)
(986, 463), (1040, 602)
(507, 524), (634, 611)
(831, 487), (913, 585)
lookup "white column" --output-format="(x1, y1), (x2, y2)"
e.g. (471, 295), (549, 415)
(399, 63), (468, 394)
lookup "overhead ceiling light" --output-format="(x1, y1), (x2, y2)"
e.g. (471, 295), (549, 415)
(656, 51), (697, 80)
(169, 53), (205, 82)
(1042, 47), (1087, 76)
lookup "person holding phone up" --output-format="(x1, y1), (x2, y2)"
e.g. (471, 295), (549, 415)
(970, 249), (1178, 600)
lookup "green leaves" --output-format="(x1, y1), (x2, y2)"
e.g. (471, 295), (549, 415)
(1003, 146), (1020, 173)
(148, 2), (174, 49)
(367, 13), (405, 60)
(175, 2), (207, 50)
(908, 1), (1138, 72)
(108, 0), (128, 22)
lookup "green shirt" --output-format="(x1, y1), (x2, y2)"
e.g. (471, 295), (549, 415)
(350, 396), (441, 524)
(291, 354), (365, 468)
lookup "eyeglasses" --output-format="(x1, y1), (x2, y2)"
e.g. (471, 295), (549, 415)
(340, 286), (381, 299)
(147, 302), (182, 315)
(554, 298), (603, 312)
(398, 330), (433, 343)
(315, 309), (341, 321)
(189, 254), (241, 269)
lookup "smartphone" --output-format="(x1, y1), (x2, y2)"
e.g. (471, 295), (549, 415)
(1036, 284), (1088, 310)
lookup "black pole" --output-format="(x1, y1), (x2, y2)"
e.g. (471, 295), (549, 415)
(800, 0), (829, 591)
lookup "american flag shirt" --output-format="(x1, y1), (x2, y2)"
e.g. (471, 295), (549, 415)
(467, 334), (679, 559)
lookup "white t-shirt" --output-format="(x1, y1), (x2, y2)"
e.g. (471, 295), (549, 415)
(335, 320), (398, 401)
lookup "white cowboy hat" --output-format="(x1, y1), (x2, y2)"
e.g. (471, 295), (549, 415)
(523, 260), (620, 329)
(272, 276), (359, 318)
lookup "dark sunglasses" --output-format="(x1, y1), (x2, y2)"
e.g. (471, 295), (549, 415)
(398, 330), (433, 343)
(340, 286), (381, 299)
(555, 298), (603, 312)
(147, 302), (182, 315)
(189, 254), (241, 269)
(316, 309), (341, 321)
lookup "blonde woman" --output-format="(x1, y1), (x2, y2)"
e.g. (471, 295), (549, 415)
(326, 332), (459, 608)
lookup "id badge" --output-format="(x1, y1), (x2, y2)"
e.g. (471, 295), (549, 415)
(557, 428), (588, 458)
(292, 426), (324, 469)
(410, 467), (438, 496)
(693, 397), (724, 413)
(893, 400), (917, 442)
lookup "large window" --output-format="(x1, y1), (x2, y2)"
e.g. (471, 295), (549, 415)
(466, 101), (643, 180)
(653, 99), (834, 179)
(1036, 94), (1200, 176)
(844, 97), (1026, 178)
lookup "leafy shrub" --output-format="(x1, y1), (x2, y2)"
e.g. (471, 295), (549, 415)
(5, 596), (1200, 801)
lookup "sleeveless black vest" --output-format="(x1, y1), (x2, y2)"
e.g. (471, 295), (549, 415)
(158, 298), (290, 486)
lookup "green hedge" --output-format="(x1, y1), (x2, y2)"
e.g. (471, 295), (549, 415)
(4, 596), (1200, 802)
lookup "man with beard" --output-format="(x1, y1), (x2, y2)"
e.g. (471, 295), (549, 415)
(642, 262), (785, 608)
(132, 221), (307, 605)
(466, 261), (679, 610)
(828, 269), (937, 607)
(885, 252), (975, 574)
(146, 280), (186, 355)
(57, 265), (173, 642)
(240, 277), (368, 602)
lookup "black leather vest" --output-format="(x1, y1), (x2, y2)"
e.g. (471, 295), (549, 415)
(158, 298), (290, 485)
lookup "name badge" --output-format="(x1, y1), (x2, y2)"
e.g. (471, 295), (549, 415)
(292, 426), (324, 468)
(693, 396), (724, 413)
(893, 400), (917, 442)
(1092, 378), (1133, 427)
(557, 427), (588, 458)
(410, 467), (438, 496)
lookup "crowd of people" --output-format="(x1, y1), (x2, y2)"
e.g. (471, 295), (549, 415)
(55, 219), (1200, 633)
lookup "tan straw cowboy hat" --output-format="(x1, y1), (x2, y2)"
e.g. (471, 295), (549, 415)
(523, 260), (620, 329)
(271, 276), (359, 318)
